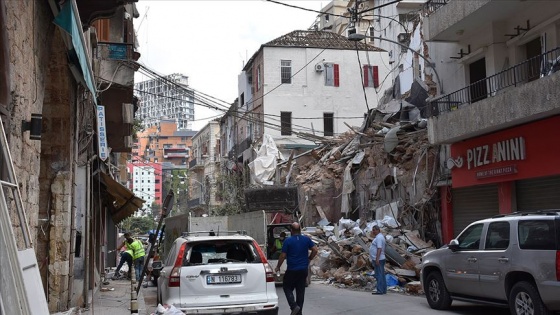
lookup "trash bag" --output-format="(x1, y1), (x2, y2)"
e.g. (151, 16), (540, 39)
(153, 304), (183, 315)
(381, 215), (399, 228)
(386, 274), (399, 287)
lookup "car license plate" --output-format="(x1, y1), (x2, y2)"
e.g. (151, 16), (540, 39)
(207, 274), (241, 284)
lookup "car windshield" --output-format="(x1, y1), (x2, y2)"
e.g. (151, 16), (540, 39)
(184, 240), (262, 265)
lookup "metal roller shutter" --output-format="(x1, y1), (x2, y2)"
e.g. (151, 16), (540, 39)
(452, 184), (499, 237)
(516, 175), (560, 211)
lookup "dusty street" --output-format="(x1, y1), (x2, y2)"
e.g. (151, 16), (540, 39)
(141, 280), (511, 315)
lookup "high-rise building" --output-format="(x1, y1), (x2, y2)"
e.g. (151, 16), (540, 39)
(135, 73), (195, 130)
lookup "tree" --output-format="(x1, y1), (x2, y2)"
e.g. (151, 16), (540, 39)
(121, 216), (156, 234)
(213, 167), (247, 216)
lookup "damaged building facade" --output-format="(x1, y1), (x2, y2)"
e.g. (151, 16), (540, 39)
(425, 0), (560, 241)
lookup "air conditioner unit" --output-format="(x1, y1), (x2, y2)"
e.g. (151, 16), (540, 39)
(397, 33), (411, 44)
(315, 63), (325, 72)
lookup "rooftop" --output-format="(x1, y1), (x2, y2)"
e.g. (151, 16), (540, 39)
(264, 30), (383, 51)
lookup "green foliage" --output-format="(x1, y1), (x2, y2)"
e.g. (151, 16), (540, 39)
(213, 168), (248, 216)
(132, 118), (144, 141)
(121, 216), (156, 234)
(162, 169), (189, 216)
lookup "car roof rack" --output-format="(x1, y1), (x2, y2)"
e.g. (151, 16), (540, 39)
(181, 230), (248, 237)
(492, 209), (560, 218)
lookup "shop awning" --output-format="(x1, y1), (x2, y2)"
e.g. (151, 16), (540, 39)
(100, 172), (145, 224)
(53, 0), (97, 103)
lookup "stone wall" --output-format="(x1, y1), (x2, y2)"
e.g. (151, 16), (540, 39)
(4, 0), (54, 248)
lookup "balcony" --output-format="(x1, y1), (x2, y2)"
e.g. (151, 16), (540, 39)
(427, 47), (560, 144)
(189, 157), (204, 169)
(163, 147), (189, 159)
(76, 0), (139, 26)
(424, 0), (505, 42)
(422, 0), (449, 16)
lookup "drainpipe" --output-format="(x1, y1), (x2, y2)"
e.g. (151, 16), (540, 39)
(83, 154), (97, 308)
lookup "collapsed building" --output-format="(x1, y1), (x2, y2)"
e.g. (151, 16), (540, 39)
(275, 101), (441, 290)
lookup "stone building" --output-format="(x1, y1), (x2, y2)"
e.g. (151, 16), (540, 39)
(1, 0), (143, 312)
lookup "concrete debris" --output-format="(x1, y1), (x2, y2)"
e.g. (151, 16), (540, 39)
(303, 217), (435, 295)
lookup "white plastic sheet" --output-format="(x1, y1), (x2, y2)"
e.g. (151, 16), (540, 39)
(248, 134), (284, 185)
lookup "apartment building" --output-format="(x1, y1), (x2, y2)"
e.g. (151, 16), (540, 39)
(424, 0), (560, 240)
(188, 120), (222, 216)
(135, 119), (196, 166)
(135, 73), (195, 130)
(225, 30), (389, 169)
(128, 162), (163, 213)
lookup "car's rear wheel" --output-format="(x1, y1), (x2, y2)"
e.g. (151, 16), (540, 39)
(509, 281), (551, 315)
(425, 271), (452, 310)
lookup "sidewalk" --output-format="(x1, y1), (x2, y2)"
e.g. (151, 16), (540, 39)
(78, 278), (148, 315)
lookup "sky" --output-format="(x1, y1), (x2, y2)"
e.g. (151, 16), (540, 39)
(134, 0), (326, 130)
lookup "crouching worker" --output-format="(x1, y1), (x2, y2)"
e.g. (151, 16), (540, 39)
(112, 248), (133, 280)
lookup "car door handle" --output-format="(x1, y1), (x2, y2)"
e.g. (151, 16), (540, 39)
(467, 257), (477, 263)
(498, 257), (509, 263)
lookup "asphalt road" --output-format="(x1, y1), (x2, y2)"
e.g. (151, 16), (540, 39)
(142, 279), (511, 315)
(278, 280), (510, 315)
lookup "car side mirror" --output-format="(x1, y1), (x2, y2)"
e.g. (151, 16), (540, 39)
(448, 239), (459, 251)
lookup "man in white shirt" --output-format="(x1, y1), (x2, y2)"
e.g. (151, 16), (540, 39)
(369, 225), (387, 294)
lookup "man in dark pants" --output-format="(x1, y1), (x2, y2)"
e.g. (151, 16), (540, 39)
(275, 222), (318, 315)
(112, 248), (133, 280)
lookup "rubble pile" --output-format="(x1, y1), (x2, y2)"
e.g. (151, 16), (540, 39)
(283, 107), (443, 295)
(303, 217), (434, 295)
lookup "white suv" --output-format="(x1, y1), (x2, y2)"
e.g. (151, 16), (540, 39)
(421, 211), (560, 315)
(156, 231), (279, 314)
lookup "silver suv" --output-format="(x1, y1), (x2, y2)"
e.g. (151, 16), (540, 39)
(421, 211), (560, 315)
(156, 231), (279, 314)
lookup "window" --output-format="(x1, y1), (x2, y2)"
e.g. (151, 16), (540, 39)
(485, 221), (510, 250)
(92, 19), (110, 42)
(519, 220), (556, 250)
(323, 113), (334, 136)
(325, 63), (340, 87)
(256, 66), (261, 92)
(456, 224), (483, 250)
(363, 65), (379, 88)
(281, 60), (292, 84)
(280, 112), (292, 136)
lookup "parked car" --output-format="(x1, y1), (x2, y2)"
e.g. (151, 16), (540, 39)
(156, 231), (279, 314)
(421, 211), (560, 315)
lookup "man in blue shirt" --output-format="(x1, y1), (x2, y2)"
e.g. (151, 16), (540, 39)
(369, 225), (387, 294)
(275, 222), (318, 315)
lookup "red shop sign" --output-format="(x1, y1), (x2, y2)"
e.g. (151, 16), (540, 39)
(449, 116), (560, 188)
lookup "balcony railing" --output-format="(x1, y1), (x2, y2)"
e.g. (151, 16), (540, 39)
(428, 47), (560, 117)
(422, 0), (449, 16)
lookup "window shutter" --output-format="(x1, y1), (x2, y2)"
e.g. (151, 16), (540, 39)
(334, 64), (340, 87)
(363, 66), (369, 87)
(373, 65), (379, 88)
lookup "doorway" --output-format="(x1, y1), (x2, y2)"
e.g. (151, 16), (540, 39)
(469, 58), (487, 103)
